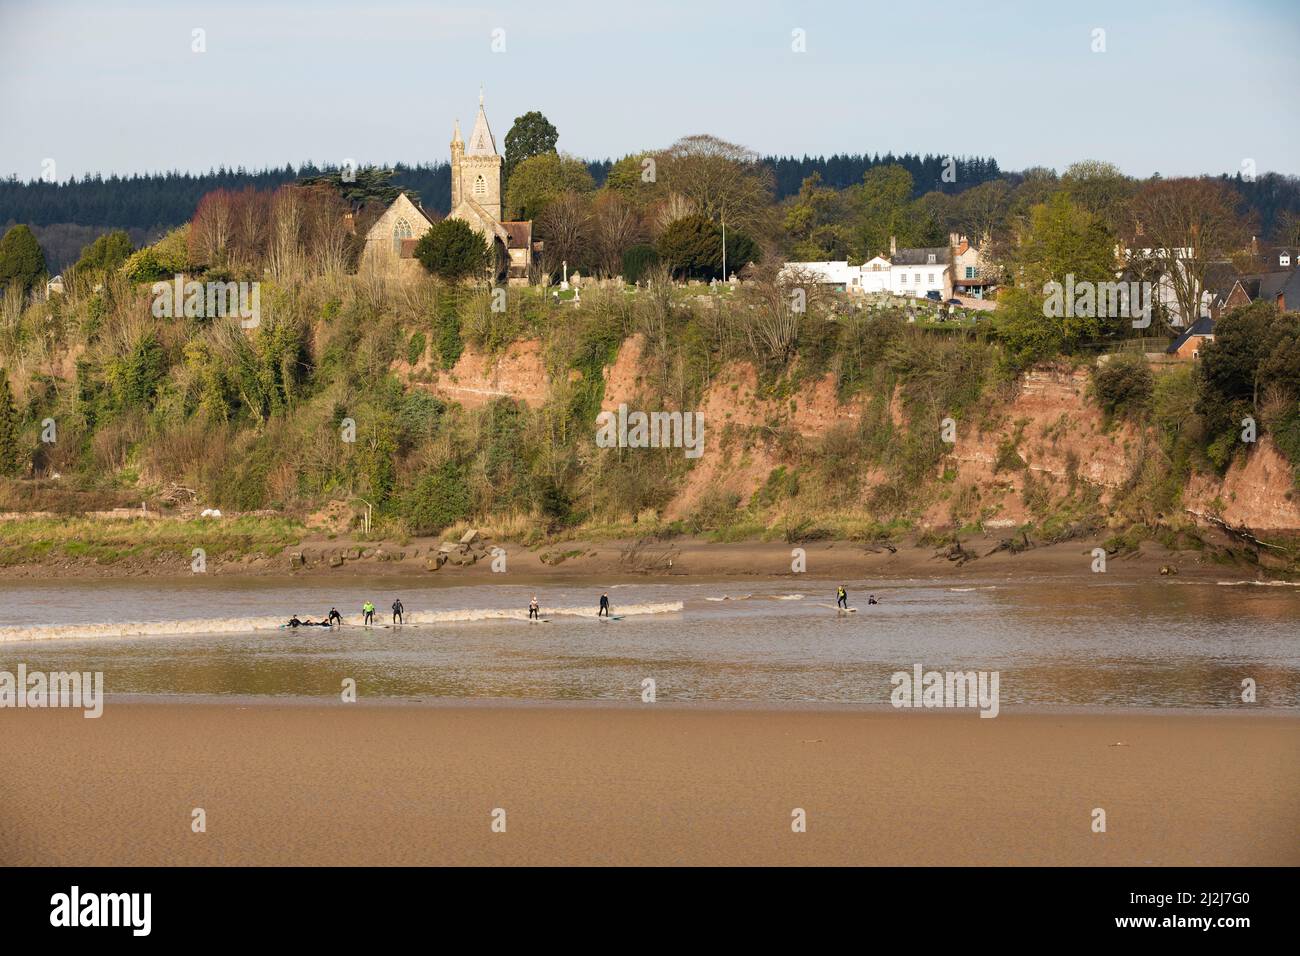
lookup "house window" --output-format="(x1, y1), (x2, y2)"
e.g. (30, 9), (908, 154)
(392, 217), (412, 255)
(927, 254), (936, 264)
(1282, 254), (1292, 267)
(928, 273), (936, 284)
(900, 274), (908, 284)
(965, 266), (976, 279)
(914, 273), (922, 285)
(473, 175), (487, 199)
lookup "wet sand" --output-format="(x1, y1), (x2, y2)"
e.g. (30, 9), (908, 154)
(2, 702), (1296, 866)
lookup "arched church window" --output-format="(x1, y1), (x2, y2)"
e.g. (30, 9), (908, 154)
(473, 175), (487, 199)
(393, 217), (412, 254)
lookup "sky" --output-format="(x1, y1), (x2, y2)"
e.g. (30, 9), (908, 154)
(1, 0), (1298, 182)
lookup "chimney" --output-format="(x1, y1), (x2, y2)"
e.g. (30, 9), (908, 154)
(949, 231), (960, 248)
(889, 235), (897, 257)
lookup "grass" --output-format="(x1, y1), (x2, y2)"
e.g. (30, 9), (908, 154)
(0, 514), (305, 567)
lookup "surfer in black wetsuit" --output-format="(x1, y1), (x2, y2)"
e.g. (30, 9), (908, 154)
(598, 593), (610, 617)
(392, 598), (404, 625)
(287, 616), (304, 628)
(327, 608), (343, 626)
(836, 586), (848, 609)
(529, 595), (540, 620)
(867, 595), (879, 605)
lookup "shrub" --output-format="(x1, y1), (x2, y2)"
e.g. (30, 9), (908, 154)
(1092, 354), (1154, 420)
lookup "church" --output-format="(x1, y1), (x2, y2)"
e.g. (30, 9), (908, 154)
(361, 93), (539, 284)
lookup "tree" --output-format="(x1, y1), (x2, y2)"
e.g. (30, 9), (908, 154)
(659, 135), (774, 232)
(1128, 178), (1250, 330)
(848, 164), (938, 258)
(403, 461), (472, 534)
(622, 244), (660, 284)
(783, 172), (853, 260)
(1062, 160), (1134, 234)
(0, 369), (22, 477)
(413, 217), (490, 281)
(297, 166), (403, 207)
(71, 230), (134, 277)
(0, 224), (47, 293)
(1197, 300), (1300, 447)
(994, 193), (1118, 366)
(537, 191), (593, 277)
(656, 214), (757, 280)
(505, 153), (594, 220)
(590, 191), (644, 277)
(603, 153), (662, 210)
(189, 189), (235, 268)
(733, 263), (835, 367)
(503, 111), (559, 185)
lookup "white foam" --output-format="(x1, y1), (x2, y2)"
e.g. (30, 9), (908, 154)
(1216, 580), (1300, 587)
(0, 602), (684, 644)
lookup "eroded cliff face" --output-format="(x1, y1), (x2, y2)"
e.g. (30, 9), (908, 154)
(396, 337), (1300, 533)
(1185, 437), (1300, 531)
(393, 340), (552, 410)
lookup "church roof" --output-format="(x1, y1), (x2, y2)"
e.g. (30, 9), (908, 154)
(466, 94), (497, 157)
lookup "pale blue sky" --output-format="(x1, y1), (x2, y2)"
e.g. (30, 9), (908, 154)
(1, 0), (1297, 182)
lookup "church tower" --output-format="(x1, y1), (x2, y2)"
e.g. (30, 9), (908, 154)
(451, 90), (502, 226)
(450, 119), (464, 210)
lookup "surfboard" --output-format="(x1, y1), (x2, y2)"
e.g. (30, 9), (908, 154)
(815, 602), (856, 612)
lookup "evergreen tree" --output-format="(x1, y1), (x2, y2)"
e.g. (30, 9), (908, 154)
(0, 224), (47, 292)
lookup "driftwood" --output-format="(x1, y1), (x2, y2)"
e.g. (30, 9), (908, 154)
(1184, 509), (1290, 553)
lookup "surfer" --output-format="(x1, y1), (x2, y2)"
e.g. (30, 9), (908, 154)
(362, 601), (375, 626)
(867, 595), (879, 605)
(529, 595), (540, 620)
(598, 592), (610, 618)
(286, 615), (304, 628)
(836, 586), (848, 610)
(392, 598), (404, 625)
(327, 607), (343, 626)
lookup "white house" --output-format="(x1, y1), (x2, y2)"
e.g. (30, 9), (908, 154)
(889, 244), (953, 299)
(860, 255), (891, 293)
(779, 260), (860, 291)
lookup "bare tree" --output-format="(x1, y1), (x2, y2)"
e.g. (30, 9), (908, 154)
(189, 189), (235, 268)
(537, 190), (592, 277)
(268, 185), (306, 281)
(733, 263), (835, 367)
(591, 191), (644, 277)
(1128, 178), (1251, 326)
(659, 134), (774, 233)
(302, 184), (353, 276)
(230, 187), (270, 272)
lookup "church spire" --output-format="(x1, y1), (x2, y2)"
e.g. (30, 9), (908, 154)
(466, 89), (497, 157)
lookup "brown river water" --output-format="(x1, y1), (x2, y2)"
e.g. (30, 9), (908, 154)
(0, 575), (1297, 707)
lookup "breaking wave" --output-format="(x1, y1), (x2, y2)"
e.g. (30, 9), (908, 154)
(1216, 580), (1300, 587)
(0, 602), (684, 644)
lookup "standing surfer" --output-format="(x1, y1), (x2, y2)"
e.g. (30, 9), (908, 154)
(362, 601), (376, 626)
(392, 598), (404, 625)
(598, 592), (610, 618)
(529, 595), (540, 620)
(836, 586), (848, 610)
